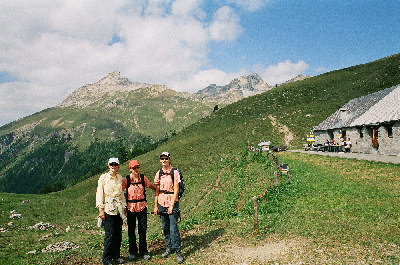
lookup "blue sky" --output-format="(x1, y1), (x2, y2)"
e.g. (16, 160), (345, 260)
(0, 0), (399, 126)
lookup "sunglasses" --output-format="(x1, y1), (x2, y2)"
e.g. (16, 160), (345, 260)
(160, 157), (169, 161)
(131, 166), (140, 170)
(109, 163), (119, 166)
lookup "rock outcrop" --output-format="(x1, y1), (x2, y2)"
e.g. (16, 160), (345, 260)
(195, 73), (273, 104)
(58, 71), (149, 107)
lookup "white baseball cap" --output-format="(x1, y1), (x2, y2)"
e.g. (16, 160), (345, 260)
(108, 157), (120, 165)
(160, 152), (170, 158)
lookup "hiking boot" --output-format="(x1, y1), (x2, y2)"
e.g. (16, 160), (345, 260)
(175, 252), (184, 264)
(113, 258), (124, 264)
(128, 254), (136, 261)
(162, 248), (172, 258)
(143, 254), (151, 260)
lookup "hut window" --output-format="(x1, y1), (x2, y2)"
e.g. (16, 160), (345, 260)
(387, 125), (393, 138)
(358, 127), (363, 138)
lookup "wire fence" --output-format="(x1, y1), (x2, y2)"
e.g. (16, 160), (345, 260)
(253, 152), (290, 230)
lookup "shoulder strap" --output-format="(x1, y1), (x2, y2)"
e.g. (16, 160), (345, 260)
(158, 169), (163, 181)
(125, 175), (130, 203)
(140, 174), (146, 200)
(126, 175), (131, 186)
(170, 168), (175, 185)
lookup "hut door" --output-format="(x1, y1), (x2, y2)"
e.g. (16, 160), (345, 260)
(372, 128), (379, 148)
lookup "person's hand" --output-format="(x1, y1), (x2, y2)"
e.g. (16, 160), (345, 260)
(168, 205), (173, 214)
(99, 208), (105, 220)
(153, 206), (159, 215)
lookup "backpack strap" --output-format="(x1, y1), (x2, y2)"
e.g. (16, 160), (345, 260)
(125, 175), (130, 203)
(159, 168), (175, 194)
(170, 168), (175, 186)
(126, 174), (147, 203)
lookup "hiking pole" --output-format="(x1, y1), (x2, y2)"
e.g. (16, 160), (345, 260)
(147, 209), (181, 215)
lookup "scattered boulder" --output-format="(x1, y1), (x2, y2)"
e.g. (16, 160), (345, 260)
(21, 200), (30, 204)
(0, 228), (7, 233)
(29, 222), (54, 231)
(10, 210), (22, 219)
(26, 250), (37, 255)
(42, 241), (79, 253)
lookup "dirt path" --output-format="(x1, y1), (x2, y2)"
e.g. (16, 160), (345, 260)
(268, 115), (294, 146)
(190, 167), (227, 212)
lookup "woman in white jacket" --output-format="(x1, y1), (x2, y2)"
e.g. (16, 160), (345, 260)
(96, 157), (126, 265)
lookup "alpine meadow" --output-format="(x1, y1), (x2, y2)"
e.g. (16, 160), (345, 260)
(1, 54), (400, 264)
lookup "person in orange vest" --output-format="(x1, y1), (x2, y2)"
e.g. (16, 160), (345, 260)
(153, 152), (184, 264)
(122, 160), (156, 262)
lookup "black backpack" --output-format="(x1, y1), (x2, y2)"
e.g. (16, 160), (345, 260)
(158, 168), (185, 199)
(124, 174), (146, 203)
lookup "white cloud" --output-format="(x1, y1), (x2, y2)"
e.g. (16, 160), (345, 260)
(0, 0), (298, 127)
(256, 60), (310, 85)
(172, 0), (206, 19)
(227, 0), (271, 12)
(209, 6), (242, 41)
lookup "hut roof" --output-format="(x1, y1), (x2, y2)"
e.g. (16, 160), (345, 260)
(314, 84), (400, 130)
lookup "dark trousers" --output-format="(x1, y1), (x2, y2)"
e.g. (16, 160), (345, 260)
(158, 202), (181, 252)
(127, 207), (148, 255)
(102, 213), (123, 263)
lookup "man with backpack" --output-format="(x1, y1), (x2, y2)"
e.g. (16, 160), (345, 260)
(153, 152), (184, 264)
(122, 160), (156, 262)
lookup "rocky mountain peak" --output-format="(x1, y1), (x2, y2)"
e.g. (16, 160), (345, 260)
(58, 71), (149, 108)
(195, 73), (272, 104)
(97, 71), (133, 86)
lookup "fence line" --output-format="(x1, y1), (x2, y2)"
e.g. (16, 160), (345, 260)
(258, 153), (286, 200)
(253, 152), (290, 229)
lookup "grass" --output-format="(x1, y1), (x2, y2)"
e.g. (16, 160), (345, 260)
(1, 151), (399, 264)
(2, 53), (400, 263)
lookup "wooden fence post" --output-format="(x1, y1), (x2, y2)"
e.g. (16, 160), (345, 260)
(274, 171), (278, 187)
(252, 196), (258, 230)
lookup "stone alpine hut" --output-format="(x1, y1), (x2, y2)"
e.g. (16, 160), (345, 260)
(314, 84), (400, 156)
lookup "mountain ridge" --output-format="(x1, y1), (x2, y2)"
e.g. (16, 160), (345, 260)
(195, 73), (273, 104)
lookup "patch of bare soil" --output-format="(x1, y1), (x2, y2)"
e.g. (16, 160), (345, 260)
(213, 240), (299, 264)
(268, 115), (294, 146)
(199, 234), (306, 265)
(180, 226), (400, 264)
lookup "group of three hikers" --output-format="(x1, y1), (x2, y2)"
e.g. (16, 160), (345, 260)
(96, 151), (184, 264)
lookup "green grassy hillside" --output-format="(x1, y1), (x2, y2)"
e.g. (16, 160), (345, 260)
(0, 85), (213, 194)
(1, 54), (400, 264)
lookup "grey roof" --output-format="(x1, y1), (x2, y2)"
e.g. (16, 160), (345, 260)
(314, 84), (399, 131)
(351, 85), (400, 126)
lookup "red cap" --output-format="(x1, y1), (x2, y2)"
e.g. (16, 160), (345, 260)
(128, 160), (140, 169)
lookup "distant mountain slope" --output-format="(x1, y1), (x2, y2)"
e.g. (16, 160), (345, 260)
(282, 74), (310, 84)
(0, 72), (214, 193)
